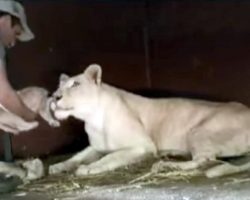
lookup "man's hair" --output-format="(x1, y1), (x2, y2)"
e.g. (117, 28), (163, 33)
(0, 11), (20, 27)
(0, 11), (8, 18)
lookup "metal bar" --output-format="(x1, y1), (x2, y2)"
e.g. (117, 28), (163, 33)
(2, 133), (13, 162)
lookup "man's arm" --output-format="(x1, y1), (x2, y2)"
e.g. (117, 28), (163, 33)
(0, 64), (37, 122)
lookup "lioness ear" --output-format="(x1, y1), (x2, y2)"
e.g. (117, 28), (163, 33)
(84, 64), (102, 85)
(59, 74), (69, 84)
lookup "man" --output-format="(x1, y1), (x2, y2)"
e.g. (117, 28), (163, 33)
(0, 0), (38, 130)
(0, 0), (38, 193)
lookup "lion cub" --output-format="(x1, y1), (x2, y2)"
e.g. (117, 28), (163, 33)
(0, 87), (59, 134)
(49, 64), (250, 178)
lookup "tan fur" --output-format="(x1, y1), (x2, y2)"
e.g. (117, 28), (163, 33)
(0, 87), (59, 134)
(49, 64), (250, 178)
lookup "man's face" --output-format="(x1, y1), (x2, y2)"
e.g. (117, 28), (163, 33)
(0, 15), (22, 48)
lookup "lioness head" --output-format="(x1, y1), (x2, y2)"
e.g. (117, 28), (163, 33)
(52, 64), (102, 121)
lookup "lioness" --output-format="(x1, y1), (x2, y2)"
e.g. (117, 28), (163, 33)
(49, 64), (250, 178)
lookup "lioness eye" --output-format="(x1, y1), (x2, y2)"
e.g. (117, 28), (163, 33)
(72, 81), (80, 88)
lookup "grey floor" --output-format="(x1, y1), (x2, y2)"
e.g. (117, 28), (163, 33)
(1, 173), (250, 200)
(1, 156), (250, 200)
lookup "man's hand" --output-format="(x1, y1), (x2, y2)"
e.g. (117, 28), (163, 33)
(1, 89), (38, 122)
(0, 110), (39, 135)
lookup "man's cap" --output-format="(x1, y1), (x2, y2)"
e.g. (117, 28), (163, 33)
(0, 0), (34, 41)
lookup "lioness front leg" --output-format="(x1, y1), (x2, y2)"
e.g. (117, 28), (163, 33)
(75, 147), (153, 176)
(49, 146), (102, 175)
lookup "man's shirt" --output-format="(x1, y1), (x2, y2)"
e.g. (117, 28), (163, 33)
(0, 42), (5, 67)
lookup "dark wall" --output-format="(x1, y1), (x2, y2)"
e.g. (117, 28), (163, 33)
(2, 1), (250, 157)
(149, 1), (250, 102)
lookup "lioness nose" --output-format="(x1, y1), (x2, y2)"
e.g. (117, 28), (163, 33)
(55, 95), (62, 101)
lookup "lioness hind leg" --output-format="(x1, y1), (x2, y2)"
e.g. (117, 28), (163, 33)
(205, 161), (250, 178)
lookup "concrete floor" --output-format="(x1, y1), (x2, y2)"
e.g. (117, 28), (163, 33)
(1, 174), (250, 200)
(1, 156), (250, 200)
